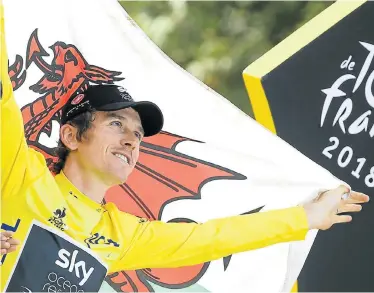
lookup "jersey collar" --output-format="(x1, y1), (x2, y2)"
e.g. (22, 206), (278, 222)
(55, 171), (105, 213)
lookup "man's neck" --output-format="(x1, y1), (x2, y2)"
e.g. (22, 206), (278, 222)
(62, 157), (108, 204)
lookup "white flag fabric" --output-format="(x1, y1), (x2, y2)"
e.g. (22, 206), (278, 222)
(3, 0), (345, 292)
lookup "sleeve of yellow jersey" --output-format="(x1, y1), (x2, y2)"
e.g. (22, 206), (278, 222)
(110, 206), (309, 272)
(1, 3), (31, 198)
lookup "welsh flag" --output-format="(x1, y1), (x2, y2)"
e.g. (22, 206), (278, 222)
(2, 0), (344, 292)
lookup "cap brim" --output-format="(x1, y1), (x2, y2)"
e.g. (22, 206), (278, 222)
(96, 101), (164, 137)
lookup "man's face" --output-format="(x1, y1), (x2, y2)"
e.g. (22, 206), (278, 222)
(75, 107), (144, 185)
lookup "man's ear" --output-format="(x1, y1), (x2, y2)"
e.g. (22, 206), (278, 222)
(60, 124), (79, 151)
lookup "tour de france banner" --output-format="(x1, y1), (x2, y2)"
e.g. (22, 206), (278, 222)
(4, 221), (107, 292)
(244, 0), (374, 291)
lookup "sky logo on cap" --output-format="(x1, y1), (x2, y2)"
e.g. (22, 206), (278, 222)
(71, 94), (85, 105)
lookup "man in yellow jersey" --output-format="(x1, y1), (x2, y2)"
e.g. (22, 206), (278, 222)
(1, 5), (370, 293)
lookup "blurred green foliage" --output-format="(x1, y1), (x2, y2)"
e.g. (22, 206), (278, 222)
(120, 1), (333, 117)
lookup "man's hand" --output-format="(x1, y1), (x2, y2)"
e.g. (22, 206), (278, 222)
(303, 185), (370, 230)
(1, 231), (20, 255)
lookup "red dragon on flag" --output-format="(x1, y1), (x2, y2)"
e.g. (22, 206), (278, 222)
(8, 29), (250, 292)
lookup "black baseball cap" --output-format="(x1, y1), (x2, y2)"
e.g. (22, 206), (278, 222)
(61, 84), (164, 137)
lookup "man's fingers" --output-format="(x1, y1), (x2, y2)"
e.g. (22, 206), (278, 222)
(1, 240), (10, 249)
(0, 232), (21, 256)
(7, 238), (20, 246)
(345, 191), (370, 204)
(337, 184), (351, 194)
(338, 204), (363, 213)
(1, 231), (14, 239)
(333, 214), (352, 224)
(7, 245), (17, 253)
(320, 185), (351, 202)
(0, 231), (13, 241)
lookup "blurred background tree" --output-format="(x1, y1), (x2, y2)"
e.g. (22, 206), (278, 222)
(120, 1), (333, 117)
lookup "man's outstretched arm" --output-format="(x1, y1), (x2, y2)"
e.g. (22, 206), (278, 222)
(1, 4), (30, 197)
(110, 186), (369, 272)
(110, 206), (307, 272)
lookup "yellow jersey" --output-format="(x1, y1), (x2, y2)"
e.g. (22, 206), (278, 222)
(0, 3), (309, 291)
